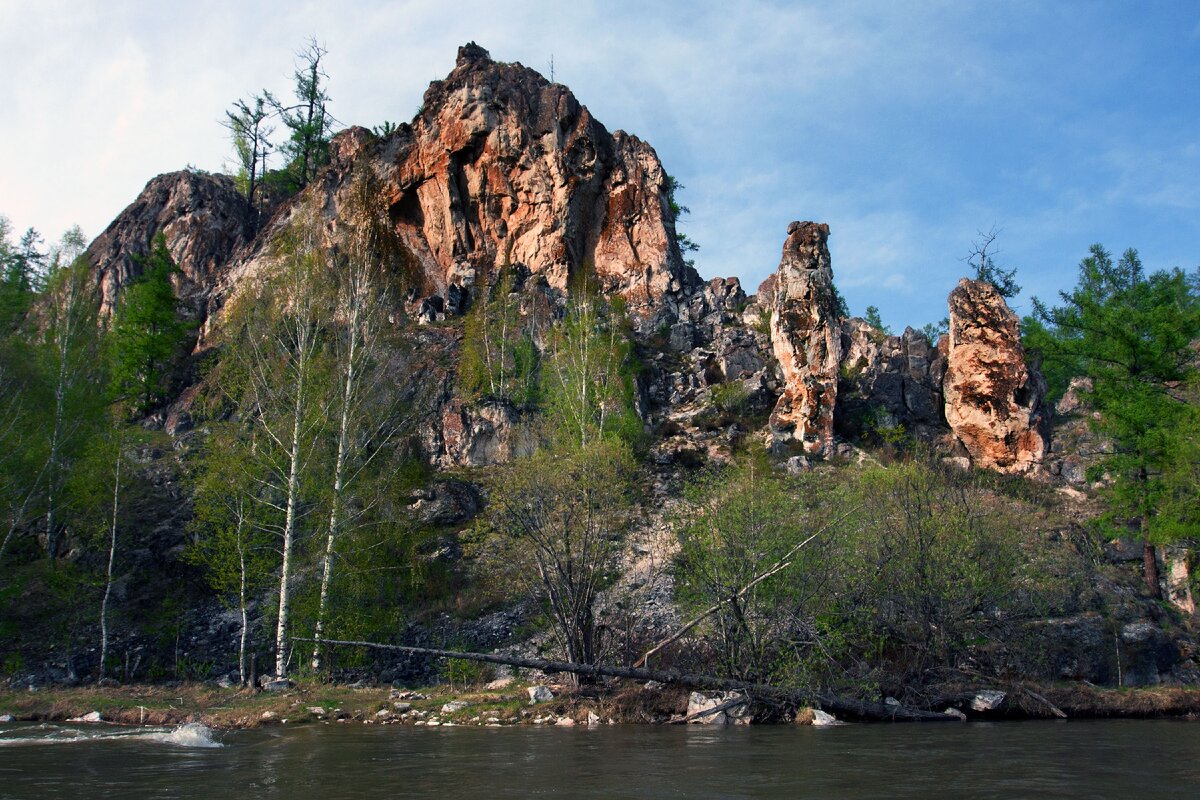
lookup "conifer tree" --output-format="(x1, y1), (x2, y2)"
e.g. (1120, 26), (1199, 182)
(223, 94), (274, 226)
(269, 38), (333, 187)
(1027, 246), (1200, 597)
(108, 233), (190, 414)
(0, 219), (44, 331)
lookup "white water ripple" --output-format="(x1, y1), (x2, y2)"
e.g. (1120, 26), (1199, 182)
(0, 721), (221, 748)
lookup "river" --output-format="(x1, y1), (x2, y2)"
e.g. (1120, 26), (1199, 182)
(1, 719), (1198, 798)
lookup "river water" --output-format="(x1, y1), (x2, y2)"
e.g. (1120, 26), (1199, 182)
(2, 719), (1199, 798)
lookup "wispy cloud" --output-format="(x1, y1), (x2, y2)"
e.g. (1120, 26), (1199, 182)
(2, 1), (1197, 327)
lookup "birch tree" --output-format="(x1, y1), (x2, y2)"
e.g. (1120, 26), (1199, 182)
(39, 230), (104, 561)
(219, 200), (329, 679)
(473, 272), (641, 673)
(458, 266), (540, 407)
(308, 178), (412, 671)
(97, 427), (125, 681)
(543, 276), (639, 448)
(186, 424), (275, 685)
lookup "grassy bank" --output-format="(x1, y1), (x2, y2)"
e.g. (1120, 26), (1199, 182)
(1, 681), (1198, 730)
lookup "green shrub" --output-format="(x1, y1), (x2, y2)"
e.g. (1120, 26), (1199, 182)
(711, 381), (750, 415)
(445, 657), (494, 689)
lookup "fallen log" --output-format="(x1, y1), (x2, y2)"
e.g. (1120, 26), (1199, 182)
(294, 636), (955, 722)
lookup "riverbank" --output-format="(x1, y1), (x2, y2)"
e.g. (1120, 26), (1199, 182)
(3, 680), (1200, 730)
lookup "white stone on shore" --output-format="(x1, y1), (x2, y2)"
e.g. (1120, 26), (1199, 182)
(970, 691), (1006, 712)
(528, 685), (554, 704)
(811, 709), (844, 727)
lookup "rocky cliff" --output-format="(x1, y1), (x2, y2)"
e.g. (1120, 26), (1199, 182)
(86, 44), (1057, 478)
(763, 222), (842, 456)
(942, 278), (1048, 474)
(10, 41), (1192, 695)
(85, 170), (254, 321)
(214, 43), (700, 335)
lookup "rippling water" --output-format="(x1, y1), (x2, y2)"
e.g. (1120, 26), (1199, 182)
(1, 719), (1198, 798)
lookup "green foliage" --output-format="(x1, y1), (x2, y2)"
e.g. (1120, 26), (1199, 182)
(37, 238), (108, 559)
(223, 94), (273, 221)
(967, 227), (1021, 298)
(200, 187), (429, 676)
(665, 174), (699, 269)
(752, 307), (772, 335)
(258, 167), (304, 203)
(863, 406), (907, 448)
(184, 424), (277, 611)
(830, 284), (850, 320)
(472, 439), (637, 667)
(921, 317), (949, 344)
(268, 38), (334, 187)
(673, 453), (831, 682)
(108, 234), (191, 413)
(371, 120), (400, 138)
(1028, 244), (1200, 552)
(445, 657), (494, 689)
(543, 276), (643, 450)
(710, 380), (750, 416)
(864, 305), (891, 335)
(842, 458), (1025, 679)
(671, 452), (1036, 691)
(0, 219), (44, 332)
(459, 266), (540, 407)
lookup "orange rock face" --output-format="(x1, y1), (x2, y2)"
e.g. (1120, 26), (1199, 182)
(765, 222), (842, 456)
(218, 44), (697, 331)
(85, 171), (254, 319)
(300, 43), (694, 328)
(943, 278), (1047, 473)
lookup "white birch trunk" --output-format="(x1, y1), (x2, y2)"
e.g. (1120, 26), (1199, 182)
(273, 324), (310, 680)
(311, 302), (360, 672)
(98, 436), (123, 680)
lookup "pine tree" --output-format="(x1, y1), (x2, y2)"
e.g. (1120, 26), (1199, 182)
(269, 38), (333, 187)
(108, 233), (190, 414)
(0, 219), (44, 331)
(1028, 245), (1200, 597)
(223, 94), (274, 227)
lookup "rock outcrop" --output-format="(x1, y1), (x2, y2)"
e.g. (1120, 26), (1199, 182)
(226, 43), (699, 332)
(836, 321), (946, 439)
(427, 398), (534, 469)
(85, 170), (254, 320)
(942, 278), (1047, 473)
(765, 222), (842, 456)
(393, 43), (698, 320)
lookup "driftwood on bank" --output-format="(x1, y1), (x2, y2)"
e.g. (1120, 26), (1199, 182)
(294, 636), (955, 722)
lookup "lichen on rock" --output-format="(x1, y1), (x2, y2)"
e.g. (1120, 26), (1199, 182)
(942, 278), (1047, 474)
(765, 221), (842, 456)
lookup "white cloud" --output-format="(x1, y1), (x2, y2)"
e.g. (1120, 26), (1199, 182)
(1, 0), (1195, 330)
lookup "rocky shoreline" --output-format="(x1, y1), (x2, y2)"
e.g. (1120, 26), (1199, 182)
(3, 680), (1199, 732)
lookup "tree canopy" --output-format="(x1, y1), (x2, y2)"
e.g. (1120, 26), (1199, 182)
(1025, 244), (1200, 596)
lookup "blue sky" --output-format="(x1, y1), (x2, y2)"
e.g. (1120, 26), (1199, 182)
(2, 0), (1198, 329)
